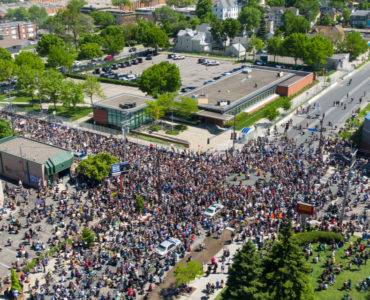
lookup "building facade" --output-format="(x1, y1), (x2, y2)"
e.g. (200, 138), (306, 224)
(350, 10), (370, 28)
(0, 21), (37, 40)
(213, 0), (240, 20)
(174, 24), (212, 53)
(0, 136), (73, 187)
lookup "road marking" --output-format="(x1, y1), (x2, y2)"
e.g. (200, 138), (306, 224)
(2, 248), (17, 255)
(0, 262), (10, 269)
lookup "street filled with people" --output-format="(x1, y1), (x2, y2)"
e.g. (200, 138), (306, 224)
(0, 111), (368, 300)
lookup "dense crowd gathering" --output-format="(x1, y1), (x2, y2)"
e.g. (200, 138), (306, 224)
(0, 111), (368, 299)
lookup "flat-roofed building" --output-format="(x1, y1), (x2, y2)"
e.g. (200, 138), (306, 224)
(0, 136), (73, 187)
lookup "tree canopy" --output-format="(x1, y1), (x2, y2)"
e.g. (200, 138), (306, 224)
(174, 261), (204, 286)
(238, 6), (262, 34)
(91, 11), (115, 28)
(36, 34), (65, 56)
(0, 119), (14, 139)
(15, 51), (45, 70)
(101, 25), (125, 54)
(83, 75), (105, 106)
(47, 45), (76, 70)
(0, 48), (11, 61)
(303, 35), (333, 71)
(282, 10), (310, 35)
(195, 0), (214, 22)
(78, 42), (103, 59)
(139, 62), (181, 96)
(76, 152), (119, 182)
(343, 31), (368, 60)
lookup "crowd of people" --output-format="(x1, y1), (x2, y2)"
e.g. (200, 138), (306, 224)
(0, 111), (368, 299)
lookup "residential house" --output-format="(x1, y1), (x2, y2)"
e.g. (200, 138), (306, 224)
(350, 10), (370, 28)
(266, 6), (299, 35)
(213, 0), (240, 20)
(0, 21), (37, 40)
(225, 43), (246, 57)
(174, 23), (212, 53)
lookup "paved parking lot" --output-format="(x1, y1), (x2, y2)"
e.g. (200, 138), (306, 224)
(91, 54), (242, 89)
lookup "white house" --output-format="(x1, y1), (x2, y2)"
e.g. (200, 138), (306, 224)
(266, 6), (299, 35)
(225, 43), (246, 58)
(174, 24), (213, 53)
(213, 0), (240, 20)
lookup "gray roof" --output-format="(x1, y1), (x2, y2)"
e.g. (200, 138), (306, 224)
(351, 10), (370, 17)
(94, 93), (151, 112)
(0, 136), (72, 165)
(0, 21), (35, 28)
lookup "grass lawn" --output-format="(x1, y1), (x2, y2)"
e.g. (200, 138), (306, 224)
(0, 94), (32, 103)
(48, 106), (92, 121)
(308, 239), (370, 300)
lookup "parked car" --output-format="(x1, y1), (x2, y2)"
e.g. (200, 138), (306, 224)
(112, 64), (118, 70)
(213, 76), (222, 80)
(129, 47), (137, 52)
(155, 238), (182, 256)
(102, 66), (111, 73)
(198, 58), (206, 64)
(146, 54), (152, 60)
(118, 62), (126, 68)
(104, 54), (113, 61)
(168, 53), (175, 59)
(206, 60), (220, 66)
(132, 59), (139, 65)
(172, 54), (185, 60)
(137, 57), (143, 63)
(204, 203), (224, 217)
(203, 79), (215, 85)
(93, 68), (101, 74)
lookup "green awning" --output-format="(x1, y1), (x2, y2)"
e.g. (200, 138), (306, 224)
(44, 151), (73, 175)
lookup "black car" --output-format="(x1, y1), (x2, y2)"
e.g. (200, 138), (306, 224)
(137, 57), (143, 63)
(112, 64), (118, 70)
(118, 62), (126, 68)
(213, 76), (222, 80)
(198, 58), (206, 64)
(146, 54), (152, 60)
(126, 61), (132, 66)
(102, 66), (111, 73)
(129, 47), (137, 52)
(93, 68), (101, 74)
(132, 59), (139, 65)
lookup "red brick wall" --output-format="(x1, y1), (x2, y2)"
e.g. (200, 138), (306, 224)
(93, 108), (108, 125)
(276, 73), (314, 97)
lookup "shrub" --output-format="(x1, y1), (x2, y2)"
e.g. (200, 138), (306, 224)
(10, 269), (23, 293)
(149, 124), (161, 132)
(174, 124), (188, 131)
(281, 97), (292, 111)
(264, 107), (279, 121)
(292, 231), (344, 245)
(166, 129), (180, 135)
(81, 227), (96, 248)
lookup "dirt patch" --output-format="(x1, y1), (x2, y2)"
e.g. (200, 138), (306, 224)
(149, 230), (232, 300)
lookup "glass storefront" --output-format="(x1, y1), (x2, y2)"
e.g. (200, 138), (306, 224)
(103, 106), (151, 129)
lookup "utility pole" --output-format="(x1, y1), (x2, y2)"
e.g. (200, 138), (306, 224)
(338, 149), (357, 226)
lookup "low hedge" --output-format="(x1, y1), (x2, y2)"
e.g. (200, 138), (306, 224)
(292, 231), (344, 245)
(65, 73), (139, 87)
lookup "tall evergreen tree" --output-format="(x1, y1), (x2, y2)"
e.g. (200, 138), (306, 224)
(261, 220), (314, 300)
(224, 240), (265, 300)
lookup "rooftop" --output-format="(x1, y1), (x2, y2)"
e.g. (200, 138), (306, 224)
(95, 93), (152, 112)
(0, 136), (71, 165)
(186, 68), (294, 111)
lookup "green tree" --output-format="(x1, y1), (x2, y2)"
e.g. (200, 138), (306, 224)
(60, 81), (84, 108)
(344, 31), (368, 60)
(224, 240), (265, 300)
(139, 62), (181, 96)
(303, 35), (333, 71)
(16, 67), (44, 103)
(223, 18), (241, 39)
(195, 0), (213, 21)
(111, 0), (130, 7)
(318, 14), (335, 26)
(174, 261), (204, 287)
(81, 227), (96, 248)
(238, 6), (262, 34)
(262, 220), (314, 300)
(15, 51), (44, 70)
(281, 97), (291, 111)
(91, 11), (115, 28)
(249, 36), (265, 55)
(175, 97), (198, 119)
(166, 0), (196, 7)
(0, 60), (15, 84)
(294, 0), (319, 22)
(267, 36), (284, 62)
(135, 194), (145, 213)
(267, 0), (285, 5)
(83, 75), (105, 106)
(76, 152), (119, 181)
(341, 8), (351, 25)
(10, 269), (22, 293)
(36, 34), (65, 56)
(282, 33), (309, 65)
(47, 45), (76, 71)
(145, 99), (166, 123)
(78, 43), (103, 59)
(0, 48), (12, 60)
(51, 0), (94, 49)
(5, 7), (29, 21)
(264, 106), (279, 121)
(28, 5), (48, 26)
(80, 33), (104, 46)
(282, 11), (310, 35)
(39, 69), (64, 109)
(101, 25), (125, 54)
(0, 119), (14, 139)
(211, 19), (227, 49)
(137, 21), (170, 48)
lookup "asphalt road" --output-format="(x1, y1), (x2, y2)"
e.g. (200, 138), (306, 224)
(286, 62), (370, 144)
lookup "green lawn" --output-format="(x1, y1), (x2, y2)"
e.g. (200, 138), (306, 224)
(48, 106), (92, 121)
(0, 94), (32, 103)
(308, 239), (370, 300)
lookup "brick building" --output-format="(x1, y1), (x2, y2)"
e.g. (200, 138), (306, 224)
(0, 21), (37, 40)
